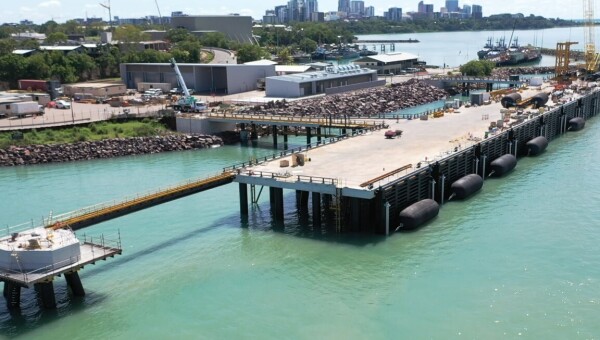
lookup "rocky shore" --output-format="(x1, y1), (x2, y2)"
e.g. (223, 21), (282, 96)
(240, 78), (447, 117)
(0, 134), (223, 166)
(491, 66), (558, 77)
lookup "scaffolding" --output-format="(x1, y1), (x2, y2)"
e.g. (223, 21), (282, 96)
(584, 0), (600, 72)
(555, 42), (578, 77)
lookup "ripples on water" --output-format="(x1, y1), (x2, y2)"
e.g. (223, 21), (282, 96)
(0, 121), (599, 338)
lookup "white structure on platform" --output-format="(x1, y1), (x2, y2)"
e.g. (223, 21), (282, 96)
(0, 228), (81, 272)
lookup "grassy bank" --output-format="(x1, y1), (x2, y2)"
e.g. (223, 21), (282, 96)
(0, 119), (172, 149)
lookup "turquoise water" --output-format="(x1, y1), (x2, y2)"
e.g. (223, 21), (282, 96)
(0, 116), (599, 338)
(356, 27), (585, 68)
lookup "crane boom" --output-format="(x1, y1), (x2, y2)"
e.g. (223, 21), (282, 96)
(170, 58), (191, 97)
(584, 0), (599, 72)
(169, 58), (203, 112)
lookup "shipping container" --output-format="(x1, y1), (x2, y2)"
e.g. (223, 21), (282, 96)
(18, 79), (48, 92)
(0, 101), (43, 118)
(137, 82), (171, 92)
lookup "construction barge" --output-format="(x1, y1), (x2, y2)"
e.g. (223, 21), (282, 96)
(231, 85), (599, 233)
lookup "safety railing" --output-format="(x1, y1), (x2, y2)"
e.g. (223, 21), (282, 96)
(223, 124), (385, 172)
(0, 255), (82, 284)
(206, 112), (378, 128)
(236, 170), (337, 186)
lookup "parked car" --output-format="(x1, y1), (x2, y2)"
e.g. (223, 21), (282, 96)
(56, 100), (71, 109)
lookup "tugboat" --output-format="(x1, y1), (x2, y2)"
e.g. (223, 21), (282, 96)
(478, 37), (541, 66)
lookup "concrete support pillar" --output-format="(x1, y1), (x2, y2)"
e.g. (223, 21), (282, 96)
(36, 281), (56, 309)
(316, 127), (322, 145)
(312, 192), (321, 226)
(251, 124), (258, 140)
(270, 187), (284, 221)
(65, 272), (85, 297)
(306, 127), (312, 146)
(272, 125), (278, 149)
(239, 123), (248, 143)
(4, 282), (21, 309)
(296, 190), (309, 211)
(283, 126), (289, 149)
(239, 183), (249, 216)
(321, 194), (333, 220)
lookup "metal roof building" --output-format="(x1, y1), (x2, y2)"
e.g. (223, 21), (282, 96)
(120, 63), (276, 95)
(353, 52), (420, 74)
(266, 65), (382, 98)
(171, 15), (255, 44)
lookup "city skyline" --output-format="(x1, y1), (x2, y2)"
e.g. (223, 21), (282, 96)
(6, 0), (586, 24)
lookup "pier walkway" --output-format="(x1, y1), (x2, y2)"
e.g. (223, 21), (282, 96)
(43, 172), (234, 231)
(206, 112), (379, 129)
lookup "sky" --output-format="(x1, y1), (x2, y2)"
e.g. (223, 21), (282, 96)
(5, 0), (587, 24)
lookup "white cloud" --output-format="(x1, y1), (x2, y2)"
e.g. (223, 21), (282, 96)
(20, 6), (34, 12)
(39, 0), (61, 8)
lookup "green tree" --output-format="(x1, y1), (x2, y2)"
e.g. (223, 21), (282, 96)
(277, 48), (293, 64)
(114, 25), (150, 52)
(165, 28), (196, 43)
(298, 38), (317, 54)
(45, 32), (68, 44)
(18, 39), (40, 50)
(173, 40), (202, 62)
(198, 32), (231, 49)
(0, 54), (27, 87)
(67, 53), (98, 81)
(0, 39), (16, 55)
(61, 20), (82, 34)
(460, 60), (496, 76)
(96, 45), (120, 78)
(39, 20), (59, 35)
(23, 53), (51, 80)
(236, 44), (269, 64)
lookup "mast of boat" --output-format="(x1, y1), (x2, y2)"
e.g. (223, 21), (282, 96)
(507, 19), (517, 50)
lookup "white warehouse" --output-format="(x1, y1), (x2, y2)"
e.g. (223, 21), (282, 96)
(265, 65), (381, 98)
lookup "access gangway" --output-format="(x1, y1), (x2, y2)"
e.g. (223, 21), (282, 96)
(34, 172), (235, 231)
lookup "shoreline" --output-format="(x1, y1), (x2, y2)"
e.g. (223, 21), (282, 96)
(0, 134), (223, 167)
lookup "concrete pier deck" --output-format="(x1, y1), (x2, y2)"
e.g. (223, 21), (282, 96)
(237, 86), (551, 196)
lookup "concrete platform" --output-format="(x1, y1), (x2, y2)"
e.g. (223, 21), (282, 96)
(0, 242), (121, 287)
(239, 86), (550, 195)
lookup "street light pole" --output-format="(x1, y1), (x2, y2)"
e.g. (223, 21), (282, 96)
(70, 97), (75, 124)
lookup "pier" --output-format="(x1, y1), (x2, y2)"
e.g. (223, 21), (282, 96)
(355, 39), (420, 43)
(233, 87), (600, 233)
(3, 85), (599, 274)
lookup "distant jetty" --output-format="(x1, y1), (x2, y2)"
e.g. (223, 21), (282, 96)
(354, 38), (420, 43)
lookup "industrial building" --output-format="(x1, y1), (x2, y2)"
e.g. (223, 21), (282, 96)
(120, 63), (276, 94)
(171, 15), (255, 44)
(265, 65), (381, 98)
(353, 52), (420, 74)
(63, 82), (127, 97)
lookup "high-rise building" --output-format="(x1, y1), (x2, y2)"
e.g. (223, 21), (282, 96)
(304, 0), (318, 21)
(275, 5), (289, 23)
(462, 5), (471, 17)
(425, 4), (434, 15)
(418, 1), (425, 13)
(338, 0), (351, 13)
(288, 0), (302, 22)
(472, 4), (483, 18)
(364, 6), (375, 17)
(350, 1), (365, 16)
(386, 7), (402, 21)
(445, 0), (459, 12)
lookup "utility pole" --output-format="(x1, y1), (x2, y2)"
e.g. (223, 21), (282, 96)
(99, 0), (112, 31)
